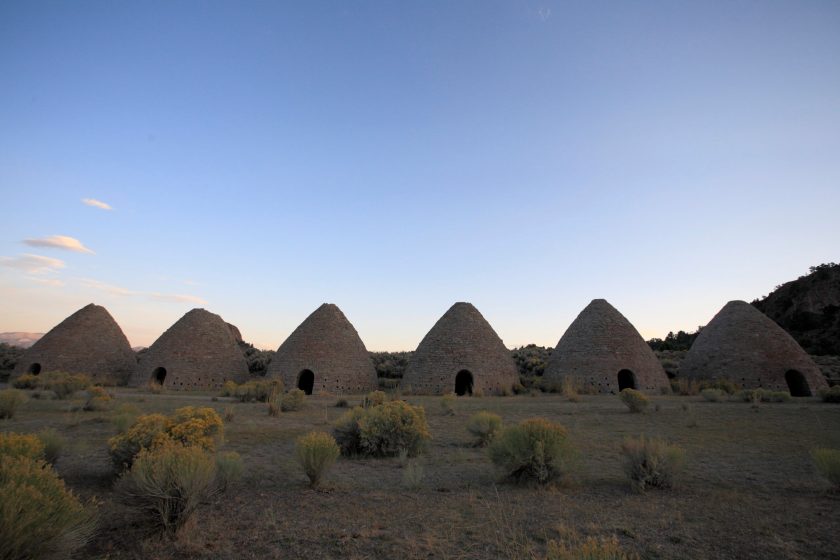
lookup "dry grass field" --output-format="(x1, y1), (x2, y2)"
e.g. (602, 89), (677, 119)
(3, 388), (840, 559)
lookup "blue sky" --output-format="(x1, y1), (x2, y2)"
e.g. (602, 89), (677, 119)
(1, 1), (838, 350)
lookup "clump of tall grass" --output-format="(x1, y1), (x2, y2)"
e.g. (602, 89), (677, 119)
(811, 448), (840, 490)
(620, 435), (685, 493)
(37, 428), (65, 465)
(295, 431), (340, 487)
(466, 411), (502, 446)
(488, 418), (575, 485)
(619, 389), (649, 413)
(215, 451), (243, 492)
(0, 388), (26, 419)
(440, 393), (456, 416)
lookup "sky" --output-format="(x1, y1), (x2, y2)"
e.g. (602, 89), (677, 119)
(1, 1), (839, 351)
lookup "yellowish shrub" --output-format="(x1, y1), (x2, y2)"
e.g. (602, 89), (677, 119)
(117, 441), (217, 533)
(221, 380), (238, 397)
(0, 432), (45, 460)
(466, 411), (502, 446)
(295, 431), (340, 487)
(358, 400), (430, 457)
(363, 390), (387, 408)
(488, 418), (575, 485)
(0, 388), (26, 419)
(41, 371), (92, 399)
(11, 373), (39, 389)
(281, 389), (306, 412)
(108, 407), (224, 472)
(0, 454), (96, 558)
(619, 389), (649, 413)
(440, 393), (456, 416)
(621, 435), (685, 492)
(84, 385), (113, 411)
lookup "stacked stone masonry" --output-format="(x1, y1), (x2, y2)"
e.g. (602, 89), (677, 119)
(681, 300), (827, 394)
(132, 308), (249, 390)
(266, 303), (378, 395)
(402, 302), (519, 395)
(13, 303), (137, 385)
(543, 299), (671, 394)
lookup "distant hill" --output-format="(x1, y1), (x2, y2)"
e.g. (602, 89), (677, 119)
(752, 263), (840, 355)
(0, 332), (43, 348)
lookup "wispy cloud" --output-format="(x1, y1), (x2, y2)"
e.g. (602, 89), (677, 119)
(538, 6), (551, 21)
(27, 276), (65, 287)
(80, 278), (207, 305)
(82, 198), (113, 210)
(80, 278), (136, 296)
(0, 254), (65, 275)
(23, 235), (95, 254)
(149, 292), (208, 305)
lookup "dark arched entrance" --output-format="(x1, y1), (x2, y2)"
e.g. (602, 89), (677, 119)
(455, 370), (473, 396)
(785, 369), (811, 397)
(298, 369), (314, 395)
(151, 367), (167, 385)
(27, 363), (41, 375)
(617, 369), (637, 391)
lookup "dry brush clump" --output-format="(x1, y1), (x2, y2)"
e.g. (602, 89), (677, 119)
(619, 389), (649, 413)
(466, 411), (502, 446)
(12, 371), (92, 399)
(108, 406), (224, 472)
(83, 385), (113, 411)
(488, 418), (575, 485)
(333, 400), (430, 458)
(295, 431), (340, 487)
(0, 432), (96, 559)
(440, 393), (456, 416)
(116, 441), (218, 534)
(0, 388), (26, 419)
(811, 448), (840, 490)
(620, 435), (685, 493)
(362, 390), (388, 408)
(37, 428), (65, 466)
(736, 389), (792, 403)
(818, 386), (840, 403)
(280, 388), (306, 412)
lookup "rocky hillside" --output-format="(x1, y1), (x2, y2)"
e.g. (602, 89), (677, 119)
(0, 332), (43, 348)
(752, 263), (840, 355)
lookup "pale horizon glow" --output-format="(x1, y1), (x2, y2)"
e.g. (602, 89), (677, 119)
(1, 2), (838, 351)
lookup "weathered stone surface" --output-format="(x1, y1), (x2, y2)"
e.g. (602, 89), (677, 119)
(226, 322), (243, 343)
(266, 303), (378, 395)
(401, 302), (518, 395)
(543, 299), (670, 394)
(132, 308), (249, 390)
(13, 303), (136, 385)
(681, 300), (828, 393)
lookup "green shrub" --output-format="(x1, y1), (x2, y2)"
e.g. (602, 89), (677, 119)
(215, 451), (243, 492)
(358, 400), (430, 457)
(620, 435), (685, 493)
(333, 402), (430, 458)
(363, 390), (388, 408)
(280, 389), (306, 412)
(41, 371), (92, 399)
(221, 380), (237, 397)
(466, 411), (502, 446)
(295, 431), (340, 487)
(333, 406), (366, 455)
(0, 454), (96, 559)
(83, 386), (113, 411)
(698, 378), (740, 395)
(0, 432), (45, 460)
(335, 398), (349, 408)
(37, 428), (64, 465)
(737, 389), (791, 403)
(440, 393), (456, 416)
(488, 418), (575, 484)
(811, 448), (840, 489)
(11, 373), (39, 389)
(818, 386), (840, 403)
(619, 389), (649, 413)
(108, 407), (224, 472)
(0, 388), (26, 419)
(116, 441), (218, 533)
(700, 388), (725, 402)
(233, 379), (283, 403)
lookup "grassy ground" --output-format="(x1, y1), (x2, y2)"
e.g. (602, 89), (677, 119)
(2, 389), (840, 559)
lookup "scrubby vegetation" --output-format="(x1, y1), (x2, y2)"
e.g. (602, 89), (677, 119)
(11, 371), (92, 399)
(0, 388), (26, 419)
(466, 411), (502, 446)
(488, 418), (575, 485)
(84, 385), (113, 411)
(647, 329), (702, 352)
(440, 393), (456, 416)
(225, 379), (284, 403)
(621, 435), (685, 492)
(811, 448), (840, 490)
(362, 390), (387, 408)
(215, 451), (244, 491)
(619, 389), (649, 413)
(295, 431), (340, 487)
(333, 400), (430, 458)
(818, 386), (840, 403)
(117, 440), (219, 533)
(37, 428), (64, 465)
(281, 389), (306, 412)
(736, 389), (792, 403)
(108, 407), (224, 471)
